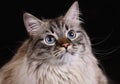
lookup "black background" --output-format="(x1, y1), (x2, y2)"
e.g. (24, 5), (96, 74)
(0, 0), (120, 84)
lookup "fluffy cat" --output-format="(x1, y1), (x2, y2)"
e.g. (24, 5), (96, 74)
(0, 1), (108, 84)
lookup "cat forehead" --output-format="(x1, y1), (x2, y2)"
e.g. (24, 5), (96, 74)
(43, 20), (67, 38)
(49, 19), (68, 30)
(35, 17), (81, 36)
(47, 17), (80, 30)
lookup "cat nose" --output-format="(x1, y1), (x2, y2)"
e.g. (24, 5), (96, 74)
(62, 43), (70, 49)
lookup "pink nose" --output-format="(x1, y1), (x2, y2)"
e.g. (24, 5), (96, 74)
(62, 43), (70, 49)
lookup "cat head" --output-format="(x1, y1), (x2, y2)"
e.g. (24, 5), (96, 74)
(23, 1), (91, 64)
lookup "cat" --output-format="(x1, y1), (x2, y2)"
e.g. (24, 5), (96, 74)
(0, 1), (108, 84)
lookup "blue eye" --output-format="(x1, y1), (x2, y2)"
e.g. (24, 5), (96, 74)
(67, 30), (76, 39)
(45, 35), (55, 45)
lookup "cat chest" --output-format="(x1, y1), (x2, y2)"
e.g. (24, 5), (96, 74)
(24, 64), (98, 84)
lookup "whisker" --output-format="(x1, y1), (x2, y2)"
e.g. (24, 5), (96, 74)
(53, 50), (60, 54)
(52, 50), (60, 56)
(92, 29), (114, 46)
(55, 51), (62, 57)
(93, 45), (120, 59)
(72, 46), (78, 49)
(54, 50), (64, 58)
(93, 47), (117, 53)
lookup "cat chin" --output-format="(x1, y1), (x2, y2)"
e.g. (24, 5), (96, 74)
(47, 46), (78, 64)
(58, 49), (75, 58)
(48, 52), (75, 65)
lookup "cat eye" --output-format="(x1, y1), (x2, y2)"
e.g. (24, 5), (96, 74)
(45, 35), (56, 45)
(67, 30), (76, 40)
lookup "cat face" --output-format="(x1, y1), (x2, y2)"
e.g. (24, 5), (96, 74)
(23, 1), (91, 64)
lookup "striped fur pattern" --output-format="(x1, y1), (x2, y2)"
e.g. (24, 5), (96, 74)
(0, 1), (108, 84)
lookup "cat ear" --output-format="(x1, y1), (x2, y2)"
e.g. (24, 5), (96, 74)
(23, 13), (44, 36)
(64, 1), (80, 22)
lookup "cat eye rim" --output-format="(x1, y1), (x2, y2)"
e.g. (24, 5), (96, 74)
(67, 30), (76, 40)
(45, 35), (56, 45)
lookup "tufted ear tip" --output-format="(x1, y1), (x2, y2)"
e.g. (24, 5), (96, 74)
(23, 13), (33, 19)
(64, 1), (81, 22)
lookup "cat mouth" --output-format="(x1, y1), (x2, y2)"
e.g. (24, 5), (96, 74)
(60, 49), (75, 57)
(55, 47), (76, 59)
(65, 50), (75, 55)
(65, 49), (69, 53)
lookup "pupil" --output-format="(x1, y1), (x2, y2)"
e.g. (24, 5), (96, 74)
(70, 32), (74, 37)
(46, 35), (55, 44)
(67, 30), (76, 39)
(69, 31), (75, 37)
(48, 36), (53, 42)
